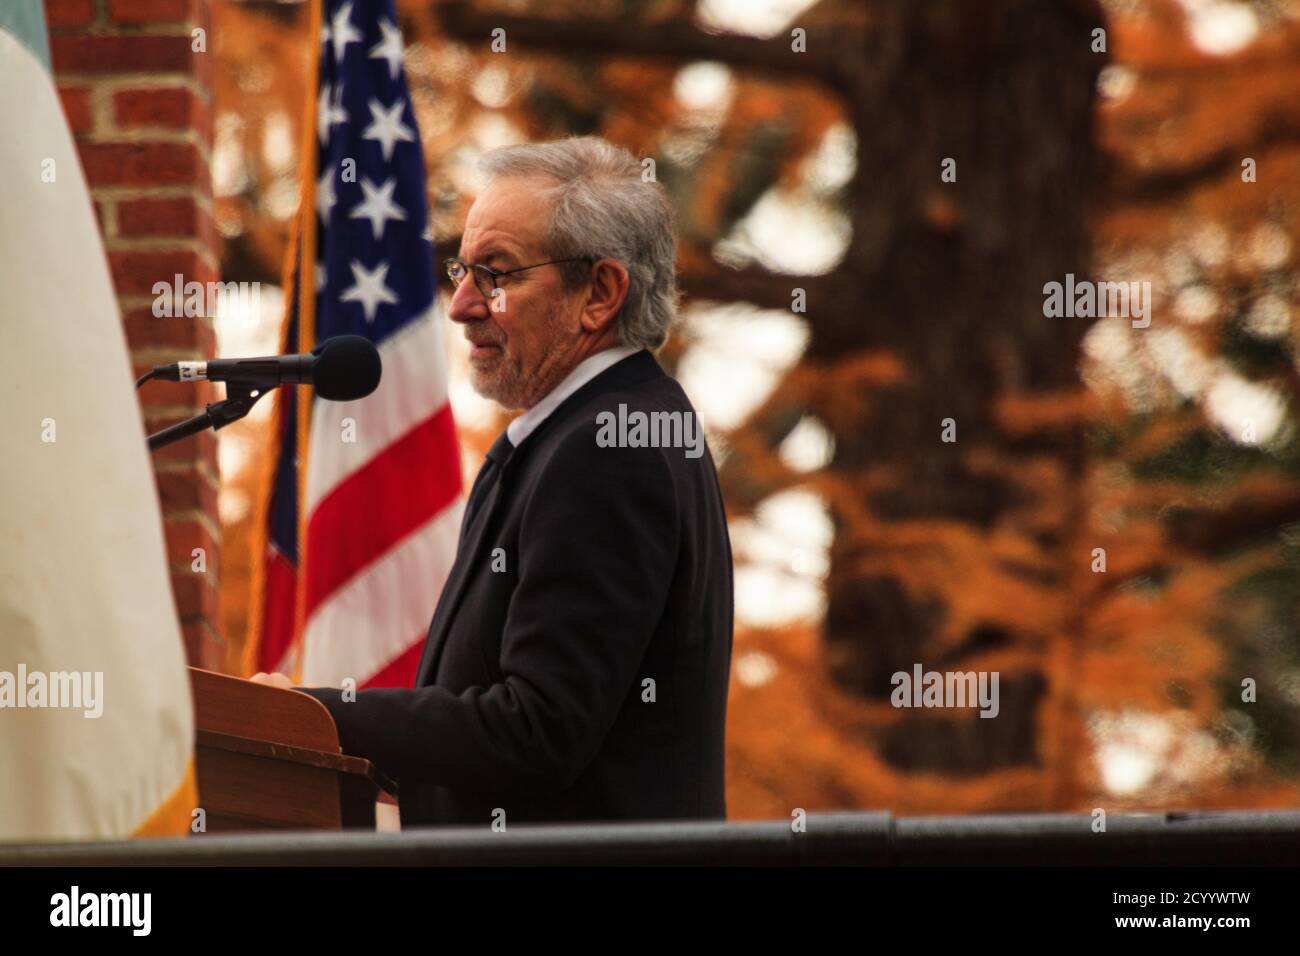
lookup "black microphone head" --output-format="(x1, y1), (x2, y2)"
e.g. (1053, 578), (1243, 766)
(312, 335), (382, 401)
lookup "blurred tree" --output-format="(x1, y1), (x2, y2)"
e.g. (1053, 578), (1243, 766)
(211, 0), (1300, 816)
(430, 0), (1106, 799)
(1079, 0), (1300, 799)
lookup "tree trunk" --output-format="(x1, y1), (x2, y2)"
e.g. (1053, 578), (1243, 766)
(819, 0), (1102, 783)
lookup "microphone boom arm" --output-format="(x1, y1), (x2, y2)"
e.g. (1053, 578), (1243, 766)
(145, 382), (271, 452)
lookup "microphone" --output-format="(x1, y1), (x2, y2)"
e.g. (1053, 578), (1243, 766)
(148, 335), (382, 401)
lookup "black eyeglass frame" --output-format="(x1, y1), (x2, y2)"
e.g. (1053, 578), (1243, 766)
(443, 255), (597, 298)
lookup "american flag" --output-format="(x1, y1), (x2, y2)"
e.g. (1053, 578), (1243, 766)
(247, 0), (463, 688)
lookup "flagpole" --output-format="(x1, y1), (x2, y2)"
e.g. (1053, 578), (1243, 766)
(237, 220), (298, 677)
(290, 0), (324, 685)
(241, 0), (323, 680)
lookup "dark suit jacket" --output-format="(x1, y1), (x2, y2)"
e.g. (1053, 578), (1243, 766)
(300, 349), (733, 826)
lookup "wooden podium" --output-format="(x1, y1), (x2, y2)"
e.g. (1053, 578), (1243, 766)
(188, 667), (395, 832)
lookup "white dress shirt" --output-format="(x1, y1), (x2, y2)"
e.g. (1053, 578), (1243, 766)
(505, 345), (640, 447)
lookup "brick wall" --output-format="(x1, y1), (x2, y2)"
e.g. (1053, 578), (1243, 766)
(48, 0), (222, 669)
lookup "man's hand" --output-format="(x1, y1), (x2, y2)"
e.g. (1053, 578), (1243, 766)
(249, 671), (294, 690)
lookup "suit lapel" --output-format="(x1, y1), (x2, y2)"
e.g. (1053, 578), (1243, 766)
(414, 472), (506, 686)
(412, 349), (666, 687)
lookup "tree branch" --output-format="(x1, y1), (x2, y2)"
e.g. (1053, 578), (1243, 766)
(436, 1), (855, 88)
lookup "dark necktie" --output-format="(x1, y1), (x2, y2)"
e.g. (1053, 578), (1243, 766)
(459, 430), (513, 546)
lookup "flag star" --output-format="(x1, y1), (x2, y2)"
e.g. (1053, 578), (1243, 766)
(349, 176), (407, 241)
(421, 223), (433, 243)
(317, 163), (338, 222)
(317, 82), (347, 143)
(361, 98), (415, 162)
(315, 261), (326, 292)
(369, 18), (404, 81)
(339, 259), (399, 323)
(330, 1), (363, 63)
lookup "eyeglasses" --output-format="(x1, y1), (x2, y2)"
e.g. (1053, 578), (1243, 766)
(443, 256), (594, 299)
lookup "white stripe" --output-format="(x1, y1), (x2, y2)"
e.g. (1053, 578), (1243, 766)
(299, 502), (464, 686)
(271, 645), (296, 679)
(306, 308), (449, 513)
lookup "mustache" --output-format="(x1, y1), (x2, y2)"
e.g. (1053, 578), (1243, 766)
(464, 328), (504, 348)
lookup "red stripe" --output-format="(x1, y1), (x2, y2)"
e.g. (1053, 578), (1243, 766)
(258, 549), (298, 672)
(304, 405), (461, 617)
(361, 639), (424, 690)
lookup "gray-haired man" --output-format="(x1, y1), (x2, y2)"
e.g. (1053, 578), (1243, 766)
(256, 137), (734, 826)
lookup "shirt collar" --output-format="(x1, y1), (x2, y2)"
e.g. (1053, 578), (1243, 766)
(506, 345), (640, 447)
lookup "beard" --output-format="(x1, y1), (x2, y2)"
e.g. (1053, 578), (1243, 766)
(467, 298), (570, 410)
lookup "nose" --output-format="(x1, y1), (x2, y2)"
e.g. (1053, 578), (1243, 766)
(446, 276), (489, 325)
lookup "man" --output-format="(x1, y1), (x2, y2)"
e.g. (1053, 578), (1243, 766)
(253, 137), (734, 827)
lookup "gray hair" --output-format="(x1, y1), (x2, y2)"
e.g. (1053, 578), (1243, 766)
(478, 137), (678, 351)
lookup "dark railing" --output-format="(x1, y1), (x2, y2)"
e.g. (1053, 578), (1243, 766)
(3, 810), (1300, 865)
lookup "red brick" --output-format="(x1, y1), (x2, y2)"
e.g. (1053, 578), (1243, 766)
(108, 248), (213, 296)
(196, 202), (218, 249)
(180, 620), (224, 670)
(109, 0), (200, 23)
(192, 35), (213, 92)
(124, 307), (217, 351)
(171, 569), (219, 624)
(156, 466), (219, 515)
(78, 140), (206, 187)
(113, 86), (205, 131)
(118, 195), (194, 235)
(57, 86), (93, 135)
(117, 197), (217, 250)
(163, 516), (218, 564)
(52, 34), (194, 75)
(155, 467), (201, 511)
(46, 0), (97, 28)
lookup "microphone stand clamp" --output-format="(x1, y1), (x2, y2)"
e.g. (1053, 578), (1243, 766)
(145, 381), (273, 452)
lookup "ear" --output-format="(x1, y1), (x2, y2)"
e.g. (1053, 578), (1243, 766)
(578, 258), (630, 335)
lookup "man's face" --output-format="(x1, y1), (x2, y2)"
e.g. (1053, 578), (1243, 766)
(447, 175), (584, 410)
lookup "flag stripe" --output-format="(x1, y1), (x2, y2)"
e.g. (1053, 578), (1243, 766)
(361, 639), (424, 690)
(305, 309), (448, 513)
(304, 405), (460, 616)
(301, 504), (463, 684)
(257, 546), (300, 673)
